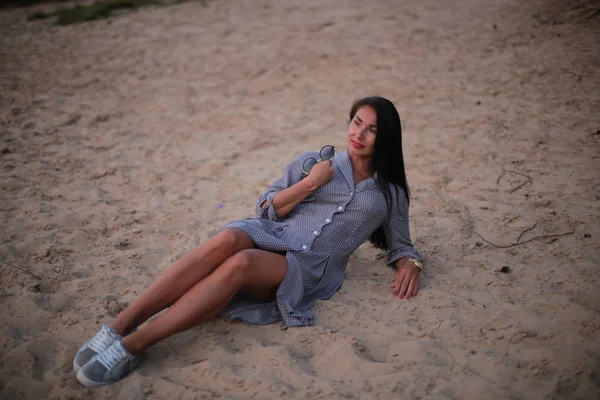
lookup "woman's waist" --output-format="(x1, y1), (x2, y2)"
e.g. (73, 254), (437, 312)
(281, 225), (367, 255)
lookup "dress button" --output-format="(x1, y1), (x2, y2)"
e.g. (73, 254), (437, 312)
(338, 206), (343, 211)
(313, 230), (319, 235)
(325, 218), (331, 223)
(302, 244), (307, 250)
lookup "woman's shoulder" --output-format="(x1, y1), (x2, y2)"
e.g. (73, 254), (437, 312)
(379, 180), (409, 203)
(377, 178), (405, 191)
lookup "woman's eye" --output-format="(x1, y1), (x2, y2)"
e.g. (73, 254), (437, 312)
(369, 128), (377, 134)
(353, 120), (360, 126)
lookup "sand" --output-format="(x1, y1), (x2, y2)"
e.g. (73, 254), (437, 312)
(1, 0), (599, 398)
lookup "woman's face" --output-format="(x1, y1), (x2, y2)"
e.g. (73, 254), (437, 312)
(347, 105), (377, 157)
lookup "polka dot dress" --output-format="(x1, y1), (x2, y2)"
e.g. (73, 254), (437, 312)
(220, 150), (421, 329)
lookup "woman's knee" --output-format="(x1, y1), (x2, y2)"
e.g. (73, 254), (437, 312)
(214, 250), (253, 285)
(211, 229), (253, 252)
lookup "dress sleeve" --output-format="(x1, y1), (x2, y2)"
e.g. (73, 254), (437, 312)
(255, 152), (310, 221)
(382, 184), (422, 267)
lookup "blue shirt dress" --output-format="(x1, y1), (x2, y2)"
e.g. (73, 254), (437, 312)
(220, 149), (421, 329)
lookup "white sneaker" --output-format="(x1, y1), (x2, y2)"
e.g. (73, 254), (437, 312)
(73, 324), (121, 372)
(76, 340), (140, 388)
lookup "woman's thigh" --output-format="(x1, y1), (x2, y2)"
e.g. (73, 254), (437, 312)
(223, 249), (288, 302)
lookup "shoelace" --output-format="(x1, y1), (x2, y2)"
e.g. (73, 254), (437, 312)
(88, 326), (119, 353)
(96, 342), (127, 370)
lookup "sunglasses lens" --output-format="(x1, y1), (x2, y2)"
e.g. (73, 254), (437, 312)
(303, 158), (318, 174)
(320, 145), (335, 160)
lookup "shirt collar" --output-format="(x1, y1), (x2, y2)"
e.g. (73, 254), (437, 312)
(334, 149), (379, 189)
(335, 150), (356, 189)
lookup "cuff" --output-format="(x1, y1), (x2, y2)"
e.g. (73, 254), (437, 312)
(257, 191), (280, 221)
(387, 249), (421, 269)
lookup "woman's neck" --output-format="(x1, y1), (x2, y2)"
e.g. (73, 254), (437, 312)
(348, 152), (373, 178)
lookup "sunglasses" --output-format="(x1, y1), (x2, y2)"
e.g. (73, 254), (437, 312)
(302, 145), (336, 175)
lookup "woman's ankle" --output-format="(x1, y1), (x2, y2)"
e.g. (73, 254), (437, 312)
(109, 319), (135, 337)
(121, 332), (146, 355)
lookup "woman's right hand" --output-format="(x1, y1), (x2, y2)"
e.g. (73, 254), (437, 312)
(305, 159), (334, 190)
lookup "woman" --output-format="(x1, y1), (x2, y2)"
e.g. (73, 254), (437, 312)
(73, 96), (422, 387)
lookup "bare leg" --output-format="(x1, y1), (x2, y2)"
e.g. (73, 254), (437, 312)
(121, 248), (288, 354)
(110, 228), (254, 335)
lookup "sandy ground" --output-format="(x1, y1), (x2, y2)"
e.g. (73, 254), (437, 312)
(1, 0), (599, 398)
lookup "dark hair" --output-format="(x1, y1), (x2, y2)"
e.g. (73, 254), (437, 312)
(349, 96), (410, 251)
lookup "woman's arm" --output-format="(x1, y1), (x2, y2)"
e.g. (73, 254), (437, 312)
(263, 176), (316, 219)
(256, 153), (333, 220)
(382, 185), (422, 299)
(382, 187), (421, 265)
(263, 160), (333, 219)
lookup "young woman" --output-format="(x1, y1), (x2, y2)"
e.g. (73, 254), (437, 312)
(73, 96), (422, 387)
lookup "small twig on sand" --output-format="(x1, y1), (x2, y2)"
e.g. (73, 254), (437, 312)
(495, 167), (533, 194)
(516, 221), (539, 243)
(474, 230), (574, 249)
(496, 170), (506, 185)
(503, 215), (519, 226)
(1, 261), (41, 281)
(508, 175), (533, 194)
(508, 170), (530, 180)
(505, 170), (533, 194)
(554, 262), (564, 270)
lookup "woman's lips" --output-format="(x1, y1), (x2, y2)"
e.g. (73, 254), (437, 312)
(351, 140), (365, 149)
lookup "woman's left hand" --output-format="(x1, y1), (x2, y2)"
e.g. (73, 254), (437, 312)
(391, 259), (420, 300)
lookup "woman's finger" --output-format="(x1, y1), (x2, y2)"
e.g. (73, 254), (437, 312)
(406, 277), (416, 300)
(398, 275), (410, 299)
(412, 275), (420, 296)
(394, 274), (405, 295)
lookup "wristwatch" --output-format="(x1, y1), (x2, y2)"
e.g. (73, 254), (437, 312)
(408, 258), (423, 272)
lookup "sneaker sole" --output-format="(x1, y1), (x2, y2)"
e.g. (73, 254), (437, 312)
(76, 368), (108, 388)
(73, 358), (82, 373)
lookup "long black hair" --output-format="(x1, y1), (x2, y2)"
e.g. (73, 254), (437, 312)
(349, 96), (410, 251)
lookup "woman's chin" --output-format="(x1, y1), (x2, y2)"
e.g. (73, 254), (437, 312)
(348, 147), (371, 157)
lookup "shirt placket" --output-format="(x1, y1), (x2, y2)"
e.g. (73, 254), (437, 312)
(301, 188), (355, 251)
